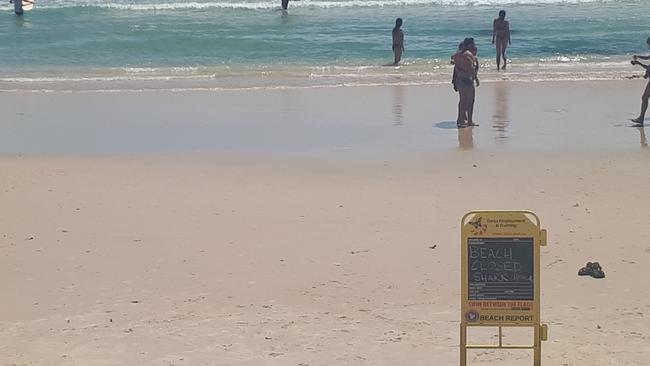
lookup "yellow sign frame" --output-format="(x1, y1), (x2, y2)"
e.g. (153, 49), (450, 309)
(460, 211), (548, 366)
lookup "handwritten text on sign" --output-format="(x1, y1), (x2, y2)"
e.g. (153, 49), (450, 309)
(468, 237), (534, 301)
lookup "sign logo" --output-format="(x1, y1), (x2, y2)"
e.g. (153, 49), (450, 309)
(466, 311), (479, 322)
(468, 217), (487, 235)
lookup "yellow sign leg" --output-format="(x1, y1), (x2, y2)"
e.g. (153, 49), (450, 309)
(460, 324), (467, 366)
(534, 324), (541, 366)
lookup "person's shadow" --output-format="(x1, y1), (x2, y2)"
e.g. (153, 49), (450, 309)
(434, 121), (458, 129)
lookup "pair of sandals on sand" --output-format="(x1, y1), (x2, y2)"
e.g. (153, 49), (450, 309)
(578, 262), (605, 279)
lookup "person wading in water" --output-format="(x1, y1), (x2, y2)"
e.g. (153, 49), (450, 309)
(492, 10), (511, 71)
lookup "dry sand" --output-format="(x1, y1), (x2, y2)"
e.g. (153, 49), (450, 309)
(1, 80), (649, 365)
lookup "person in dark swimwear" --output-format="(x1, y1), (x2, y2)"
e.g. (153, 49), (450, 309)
(466, 41), (480, 124)
(392, 18), (405, 66)
(631, 37), (650, 125)
(492, 10), (511, 71)
(453, 38), (479, 127)
(10, 0), (23, 15)
(451, 42), (463, 91)
(281, 0), (289, 10)
(452, 42), (479, 91)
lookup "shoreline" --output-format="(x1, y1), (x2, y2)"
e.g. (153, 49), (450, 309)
(0, 58), (644, 92)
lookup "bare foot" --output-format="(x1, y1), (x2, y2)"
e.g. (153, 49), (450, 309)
(457, 121), (467, 128)
(631, 117), (645, 125)
(466, 121), (479, 127)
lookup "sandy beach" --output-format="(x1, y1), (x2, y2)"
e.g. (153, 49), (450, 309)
(1, 80), (650, 365)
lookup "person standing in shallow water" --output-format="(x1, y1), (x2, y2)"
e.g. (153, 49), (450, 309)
(10, 0), (23, 15)
(492, 10), (511, 71)
(281, 0), (289, 10)
(392, 18), (405, 66)
(631, 37), (650, 125)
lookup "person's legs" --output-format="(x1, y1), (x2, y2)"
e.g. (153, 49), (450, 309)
(633, 81), (650, 124)
(393, 47), (402, 66)
(458, 83), (474, 126)
(501, 42), (508, 70)
(281, 0), (288, 10)
(495, 41), (502, 70)
(457, 87), (468, 126)
(466, 85), (476, 125)
(457, 91), (466, 126)
(496, 44), (501, 71)
(14, 0), (23, 15)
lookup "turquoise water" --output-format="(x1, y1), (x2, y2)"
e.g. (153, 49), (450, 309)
(1, 0), (649, 88)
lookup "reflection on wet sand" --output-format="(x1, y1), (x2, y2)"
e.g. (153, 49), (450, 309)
(458, 127), (474, 149)
(493, 81), (509, 144)
(637, 127), (648, 147)
(392, 86), (404, 126)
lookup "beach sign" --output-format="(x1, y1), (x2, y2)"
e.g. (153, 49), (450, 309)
(460, 211), (548, 366)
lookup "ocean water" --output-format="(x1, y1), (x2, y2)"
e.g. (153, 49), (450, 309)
(1, 0), (649, 90)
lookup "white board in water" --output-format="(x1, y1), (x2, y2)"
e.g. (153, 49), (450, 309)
(22, 0), (34, 11)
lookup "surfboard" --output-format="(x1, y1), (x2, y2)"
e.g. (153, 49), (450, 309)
(23, 0), (34, 11)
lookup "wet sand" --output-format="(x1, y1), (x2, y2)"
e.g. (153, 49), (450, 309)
(0, 80), (648, 155)
(1, 80), (649, 365)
